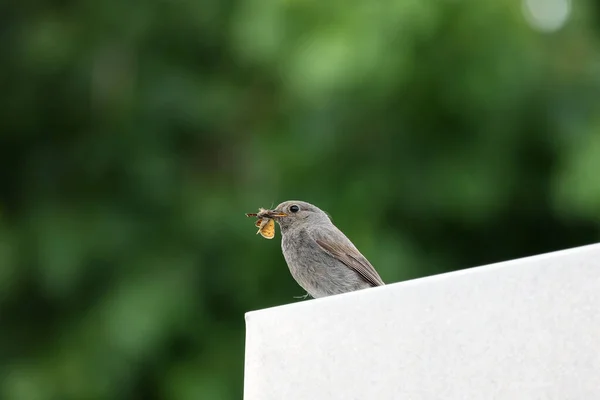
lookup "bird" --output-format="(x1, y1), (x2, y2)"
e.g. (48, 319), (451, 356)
(260, 200), (384, 298)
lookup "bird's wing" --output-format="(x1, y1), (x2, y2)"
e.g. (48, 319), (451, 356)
(310, 227), (385, 287)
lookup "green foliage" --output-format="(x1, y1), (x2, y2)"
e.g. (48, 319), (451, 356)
(0, 0), (599, 398)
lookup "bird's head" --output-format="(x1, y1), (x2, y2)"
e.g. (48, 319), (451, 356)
(261, 200), (330, 233)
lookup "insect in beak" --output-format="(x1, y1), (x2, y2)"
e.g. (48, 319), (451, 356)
(245, 208), (283, 239)
(254, 217), (275, 239)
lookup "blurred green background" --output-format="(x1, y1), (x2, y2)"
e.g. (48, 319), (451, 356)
(1, 0), (599, 398)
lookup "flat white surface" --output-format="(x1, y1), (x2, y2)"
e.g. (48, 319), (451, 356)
(244, 244), (600, 400)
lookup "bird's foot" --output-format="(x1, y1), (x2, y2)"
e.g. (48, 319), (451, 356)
(293, 292), (310, 300)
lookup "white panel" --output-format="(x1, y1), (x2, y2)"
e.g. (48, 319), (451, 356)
(244, 244), (600, 400)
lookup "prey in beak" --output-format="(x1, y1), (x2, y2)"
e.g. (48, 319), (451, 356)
(245, 207), (287, 239)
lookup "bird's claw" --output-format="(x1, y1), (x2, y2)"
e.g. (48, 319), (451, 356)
(293, 293), (310, 300)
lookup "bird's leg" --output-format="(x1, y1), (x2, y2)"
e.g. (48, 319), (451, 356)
(293, 292), (310, 300)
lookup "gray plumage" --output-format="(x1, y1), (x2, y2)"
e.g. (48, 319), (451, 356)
(264, 200), (385, 298)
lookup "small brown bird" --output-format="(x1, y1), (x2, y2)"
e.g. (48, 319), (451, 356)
(254, 200), (384, 298)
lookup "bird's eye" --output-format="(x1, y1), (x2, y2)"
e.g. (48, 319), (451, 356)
(289, 205), (300, 213)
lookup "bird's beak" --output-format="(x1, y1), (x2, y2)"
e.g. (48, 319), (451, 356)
(264, 210), (287, 218)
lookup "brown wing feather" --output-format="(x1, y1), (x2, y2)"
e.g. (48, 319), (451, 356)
(314, 236), (385, 287)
